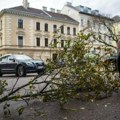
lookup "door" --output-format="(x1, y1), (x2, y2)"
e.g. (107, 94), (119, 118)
(0, 55), (17, 73)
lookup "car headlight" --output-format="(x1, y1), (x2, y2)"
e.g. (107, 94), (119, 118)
(26, 62), (34, 66)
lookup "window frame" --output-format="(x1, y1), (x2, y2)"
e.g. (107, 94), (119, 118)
(0, 37), (2, 47)
(81, 19), (84, 27)
(87, 20), (90, 27)
(61, 25), (64, 34)
(73, 28), (76, 35)
(45, 38), (48, 47)
(18, 36), (23, 47)
(18, 19), (23, 29)
(45, 23), (48, 32)
(36, 37), (40, 47)
(53, 24), (57, 33)
(0, 20), (2, 30)
(61, 40), (64, 48)
(54, 39), (57, 47)
(36, 22), (40, 31)
(67, 27), (70, 35)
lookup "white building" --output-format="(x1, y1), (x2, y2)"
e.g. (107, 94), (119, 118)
(62, 2), (113, 53)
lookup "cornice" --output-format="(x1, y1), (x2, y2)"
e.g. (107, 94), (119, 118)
(35, 33), (42, 37)
(1, 9), (79, 25)
(16, 31), (25, 35)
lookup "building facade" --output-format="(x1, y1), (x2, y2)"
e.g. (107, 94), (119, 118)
(112, 16), (120, 48)
(62, 2), (113, 53)
(0, 0), (79, 61)
(113, 16), (120, 35)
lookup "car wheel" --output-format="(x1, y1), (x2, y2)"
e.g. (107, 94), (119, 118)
(0, 69), (2, 77)
(37, 70), (44, 75)
(0, 72), (2, 77)
(37, 71), (41, 75)
(16, 65), (26, 77)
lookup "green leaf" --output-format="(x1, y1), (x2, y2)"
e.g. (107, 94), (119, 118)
(18, 106), (24, 116)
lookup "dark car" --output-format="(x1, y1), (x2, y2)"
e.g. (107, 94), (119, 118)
(104, 54), (117, 71)
(0, 54), (45, 77)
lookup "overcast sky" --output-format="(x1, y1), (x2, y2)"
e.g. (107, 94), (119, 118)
(0, 0), (120, 17)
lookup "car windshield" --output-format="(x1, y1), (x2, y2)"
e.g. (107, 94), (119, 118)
(14, 55), (32, 61)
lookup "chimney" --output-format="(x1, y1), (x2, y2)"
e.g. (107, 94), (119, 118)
(50, 8), (55, 12)
(23, 0), (29, 9)
(66, 2), (72, 6)
(42, 6), (47, 11)
(57, 10), (61, 14)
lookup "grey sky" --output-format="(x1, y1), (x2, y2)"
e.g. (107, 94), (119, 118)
(0, 0), (119, 17)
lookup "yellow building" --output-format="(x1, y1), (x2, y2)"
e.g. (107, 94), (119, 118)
(113, 16), (120, 35)
(0, 0), (79, 61)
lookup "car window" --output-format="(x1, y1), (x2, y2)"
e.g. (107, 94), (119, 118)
(8, 56), (15, 62)
(14, 55), (32, 60)
(0, 56), (9, 62)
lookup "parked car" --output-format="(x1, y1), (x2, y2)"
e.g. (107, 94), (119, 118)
(104, 54), (117, 71)
(0, 54), (45, 77)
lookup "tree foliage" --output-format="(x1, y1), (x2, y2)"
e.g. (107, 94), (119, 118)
(0, 30), (120, 116)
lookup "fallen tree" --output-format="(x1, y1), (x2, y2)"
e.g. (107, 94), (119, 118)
(0, 32), (120, 116)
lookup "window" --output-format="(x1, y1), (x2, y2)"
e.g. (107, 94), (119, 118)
(66, 40), (70, 48)
(18, 19), (23, 29)
(36, 22), (40, 31)
(67, 27), (70, 35)
(54, 39), (57, 47)
(0, 20), (2, 30)
(61, 40), (64, 48)
(52, 53), (57, 61)
(93, 21), (96, 29)
(45, 23), (48, 32)
(73, 28), (76, 35)
(87, 20), (90, 27)
(61, 25), (64, 34)
(8, 56), (15, 62)
(81, 19), (84, 27)
(99, 23), (101, 30)
(53, 25), (57, 33)
(92, 48), (96, 54)
(45, 38), (48, 47)
(0, 37), (2, 47)
(36, 37), (40, 46)
(18, 36), (23, 47)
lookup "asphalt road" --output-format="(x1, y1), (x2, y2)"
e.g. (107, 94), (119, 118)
(0, 91), (120, 120)
(0, 74), (120, 120)
(0, 73), (50, 119)
(0, 73), (49, 93)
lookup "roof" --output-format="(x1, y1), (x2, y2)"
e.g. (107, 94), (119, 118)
(0, 6), (79, 25)
(112, 16), (120, 23)
(79, 11), (113, 21)
(65, 4), (113, 21)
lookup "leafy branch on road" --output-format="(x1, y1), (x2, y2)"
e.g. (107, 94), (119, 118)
(0, 31), (120, 116)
